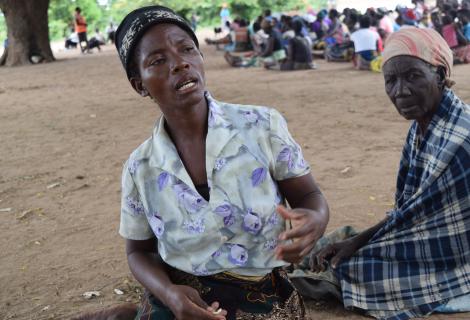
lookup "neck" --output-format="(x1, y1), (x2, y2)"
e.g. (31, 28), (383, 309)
(163, 97), (208, 142)
(417, 117), (432, 136)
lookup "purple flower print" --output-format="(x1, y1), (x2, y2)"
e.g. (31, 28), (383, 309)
(229, 244), (248, 266)
(192, 264), (209, 276)
(208, 109), (216, 127)
(214, 158), (227, 171)
(126, 196), (145, 216)
(243, 110), (259, 125)
(243, 210), (263, 234)
(223, 215), (235, 227)
(157, 172), (169, 191)
(208, 101), (229, 128)
(214, 204), (232, 217)
(183, 217), (206, 234)
(149, 213), (164, 238)
(251, 167), (267, 187)
(214, 203), (235, 227)
(173, 183), (206, 214)
(212, 249), (222, 258)
(267, 211), (280, 226)
(128, 160), (140, 175)
(264, 239), (278, 251)
(277, 147), (294, 170)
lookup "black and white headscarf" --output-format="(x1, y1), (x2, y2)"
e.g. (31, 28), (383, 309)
(115, 6), (199, 78)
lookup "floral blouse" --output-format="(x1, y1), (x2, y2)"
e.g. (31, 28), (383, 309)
(120, 93), (310, 276)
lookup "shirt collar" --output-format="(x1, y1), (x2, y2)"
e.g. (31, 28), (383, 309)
(146, 92), (239, 187)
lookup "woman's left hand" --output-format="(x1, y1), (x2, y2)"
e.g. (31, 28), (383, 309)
(274, 205), (328, 264)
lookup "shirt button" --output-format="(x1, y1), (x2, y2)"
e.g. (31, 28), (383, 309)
(221, 236), (228, 242)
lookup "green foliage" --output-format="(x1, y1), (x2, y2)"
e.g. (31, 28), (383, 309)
(48, 0), (107, 40)
(0, 0), (331, 44)
(0, 12), (6, 44)
(106, 0), (320, 27)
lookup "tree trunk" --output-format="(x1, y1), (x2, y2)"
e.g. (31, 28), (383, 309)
(0, 0), (54, 66)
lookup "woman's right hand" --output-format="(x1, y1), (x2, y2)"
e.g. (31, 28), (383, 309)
(164, 285), (227, 320)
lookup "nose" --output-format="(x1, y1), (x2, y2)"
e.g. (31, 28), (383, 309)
(170, 56), (190, 74)
(394, 77), (411, 98)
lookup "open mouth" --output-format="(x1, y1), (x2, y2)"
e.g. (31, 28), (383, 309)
(175, 78), (197, 91)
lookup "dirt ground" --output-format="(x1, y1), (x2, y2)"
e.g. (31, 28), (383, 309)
(0, 37), (469, 320)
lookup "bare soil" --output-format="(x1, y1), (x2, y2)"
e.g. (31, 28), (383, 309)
(1, 40), (469, 320)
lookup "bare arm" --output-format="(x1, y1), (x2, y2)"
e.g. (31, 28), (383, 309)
(311, 217), (388, 271)
(126, 238), (173, 301)
(126, 238), (227, 320)
(286, 40), (294, 63)
(261, 36), (275, 57)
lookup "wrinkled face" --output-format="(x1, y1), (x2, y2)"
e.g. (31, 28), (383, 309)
(382, 56), (443, 122)
(132, 23), (205, 111)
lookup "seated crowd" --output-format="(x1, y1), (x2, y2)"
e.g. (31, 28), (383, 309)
(205, 0), (470, 72)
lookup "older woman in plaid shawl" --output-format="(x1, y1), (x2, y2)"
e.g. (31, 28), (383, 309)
(302, 28), (470, 319)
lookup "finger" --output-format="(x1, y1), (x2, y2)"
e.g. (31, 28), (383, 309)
(279, 223), (321, 241)
(219, 309), (228, 317)
(299, 242), (317, 258)
(310, 254), (322, 272)
(316, 245), (336, 261)
(276, 205), (298, 221)
(276, 237), (313, 256)
(207, 301), (219, 312)
(187, 290), (209, 310)
(314, 247), (336, 271)
(330, 250), (348, 269)
(184, 301), (222, 320)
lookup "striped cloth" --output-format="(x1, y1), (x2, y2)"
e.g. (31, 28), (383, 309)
(336, 88), (470, 320)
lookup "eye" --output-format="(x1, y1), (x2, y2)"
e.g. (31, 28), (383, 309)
(184, 46), (195, 53)
(150, 57), (165, 66)
(407, 72), (421, 81)
(384, 76), (395, 85)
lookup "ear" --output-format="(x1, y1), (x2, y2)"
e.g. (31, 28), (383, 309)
(130, 77), (148, 97)
(436, 66), (446, 88)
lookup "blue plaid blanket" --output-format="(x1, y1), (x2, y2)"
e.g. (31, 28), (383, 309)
(337, 89), (470, 320)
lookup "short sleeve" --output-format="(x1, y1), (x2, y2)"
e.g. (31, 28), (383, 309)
(269, 109), (310, 181)
(119, 160), (154, 240)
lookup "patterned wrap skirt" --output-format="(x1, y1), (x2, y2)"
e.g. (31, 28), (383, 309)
(136, 267), (305, 320)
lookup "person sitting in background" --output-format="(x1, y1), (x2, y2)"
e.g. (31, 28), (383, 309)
(311, 10), (329, 41)
(463, 0), (470, 10)
(342, 8), (360, 33)
(350, 15), (380, 70)
(260, 18), (287, 69)
(223, 21), (266, 68)
(281, 20), (315, 71)
(459, 9), (470, 41)
(377, 8), (394, 39)
(206, 19), (251, 52)
(87, 29), (106, 52)
(323, 9), (346, 46)
(106, 22), (116, 44)
(323, 9), (354, 62)
(65, 31), (78, 49)
(441, 13), (470, 63)
(431, 11), (443, 33)
(281, 15), (295, 48)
